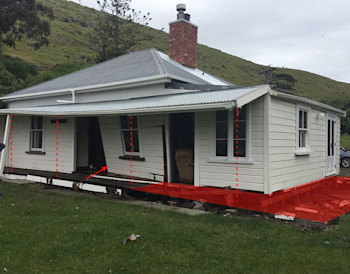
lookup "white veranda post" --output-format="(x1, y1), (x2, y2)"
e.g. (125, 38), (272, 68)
(0, 114), (11, 176)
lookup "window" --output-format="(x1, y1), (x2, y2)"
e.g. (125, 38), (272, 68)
(215, 111), (228, 156)
(215, 106), (247, 159)
(120, 116), (140, 155)
(30, 116), (43, 151)
(296, 106), (310, 153)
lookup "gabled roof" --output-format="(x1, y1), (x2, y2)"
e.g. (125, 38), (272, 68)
(3, 48), (232, 99)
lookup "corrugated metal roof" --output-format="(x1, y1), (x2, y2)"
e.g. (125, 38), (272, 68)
(158, 52), (233, 86)
(6, 49), (230, 98)
(0, 85), (268, 116)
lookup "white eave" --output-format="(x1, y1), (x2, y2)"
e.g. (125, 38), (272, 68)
(271, 89), (347, 117)
(0, 85), (271, 116)
(0, 73), (206, 102)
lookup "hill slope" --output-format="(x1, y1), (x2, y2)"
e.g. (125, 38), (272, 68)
(2, 0), (350, 113)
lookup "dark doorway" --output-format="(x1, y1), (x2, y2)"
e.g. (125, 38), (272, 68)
(170, 113), (194, 183)
(76, 117), (106, 171)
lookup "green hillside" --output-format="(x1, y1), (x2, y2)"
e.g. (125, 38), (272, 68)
(1, 0), (350, 121)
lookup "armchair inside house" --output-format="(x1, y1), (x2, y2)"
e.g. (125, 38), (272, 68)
(175, 148), (194, 184)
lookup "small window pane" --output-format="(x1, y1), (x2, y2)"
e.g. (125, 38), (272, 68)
(303, 111), (307, 129)
(121, 116), (138, 129)
(31, 131), (42, 149)
(216, 140), (227, 156)
(235, 107), (246, 120)
(233, 140), (246, 157)
(120, 116), (128, 129)
(233, 121), (246, 139)
(299, 131), (306, 148)
(122, 131), (139, 153)
(132, 117), (138, 129)
(216, 122), (227, 139)
(216, 111), (228, 122)
(31, 116), (43, 130)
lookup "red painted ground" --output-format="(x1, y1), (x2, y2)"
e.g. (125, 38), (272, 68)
(135, 176), (350, 223)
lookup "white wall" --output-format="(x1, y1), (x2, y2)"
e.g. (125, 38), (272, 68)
(9, 116), (74, 173)
(99, 114), (165, 181)
(269, 97), (340, 192)
(196, 97), (265, 192)
(8, 85), (191, 109)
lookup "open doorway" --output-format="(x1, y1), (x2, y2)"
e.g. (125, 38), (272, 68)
(76, 117), (106, 172)
(169, 113), (194, 184)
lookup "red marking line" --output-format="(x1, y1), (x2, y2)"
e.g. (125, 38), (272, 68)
(85, 166), (109, 180)
(134, 176), (350, 223)
(55, 115), (59, 178)
(129, 116), (133, 188)
(9, 114), (13, 173)
(235, 108), (239, 204)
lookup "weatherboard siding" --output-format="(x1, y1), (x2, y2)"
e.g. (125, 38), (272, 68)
(99, 115), (165, 181)
(268, 97), (339, 192)
(8, 116), (74, 173)
(197, 98), (265, 192)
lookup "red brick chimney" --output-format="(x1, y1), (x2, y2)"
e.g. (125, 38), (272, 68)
(169, 4), (198, 68)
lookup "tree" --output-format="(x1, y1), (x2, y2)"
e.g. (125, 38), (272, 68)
(259, 68), (297, 91)
(0, 0), (53, 53)
(89, 0), (151, 62)
(270, 72), (297, 91)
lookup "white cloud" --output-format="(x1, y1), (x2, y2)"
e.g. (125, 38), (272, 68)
(70, 0), (350, 83)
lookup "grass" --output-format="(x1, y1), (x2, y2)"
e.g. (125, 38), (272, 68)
(0, 182), (350, 273)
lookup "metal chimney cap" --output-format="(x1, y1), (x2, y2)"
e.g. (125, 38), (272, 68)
(176, 4), (186, 11)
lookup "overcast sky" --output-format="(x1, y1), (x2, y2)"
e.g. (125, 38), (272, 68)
(70, 0), (350, 83)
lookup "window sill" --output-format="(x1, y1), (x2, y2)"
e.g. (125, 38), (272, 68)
(25, 151), (46, 155)
(207, 159), (254, 165)
(295, 150), (311, 156)
(326, 171), (337, 177)
(119, 155), (145, 162)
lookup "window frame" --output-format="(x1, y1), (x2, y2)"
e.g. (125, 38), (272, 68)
(212, 106), (250, 162)
(29, 116), (44, 152)
(120, 115), (142, 157)
(296, 105), (311, 155)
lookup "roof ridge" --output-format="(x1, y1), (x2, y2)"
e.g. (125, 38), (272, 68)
(150, 48), (167, 75)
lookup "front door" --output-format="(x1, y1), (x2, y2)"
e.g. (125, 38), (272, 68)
(76, 117), (106, 171)
(169, 113), (194, 184)
(326, 115), (336, 175)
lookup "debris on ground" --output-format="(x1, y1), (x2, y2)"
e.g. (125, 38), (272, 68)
(193, 201), (205, 210)
(122, 233), (141, 245)
(167, 200), (177, 206)
(274, 212), (295, 221)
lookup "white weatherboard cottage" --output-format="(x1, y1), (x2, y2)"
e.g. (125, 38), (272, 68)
(0, 5), (346, 194)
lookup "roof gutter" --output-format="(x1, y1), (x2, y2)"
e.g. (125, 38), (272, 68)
(271, 90), (347, 117)
(0, 102), (238, 116)
(0, 75), (174, 102)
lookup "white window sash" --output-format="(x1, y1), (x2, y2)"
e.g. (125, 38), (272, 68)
(29, 117), (44, 152)
(296, 105), (311, 153)
(120, 116), (141, 156)
(213, 107), (249, 161)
